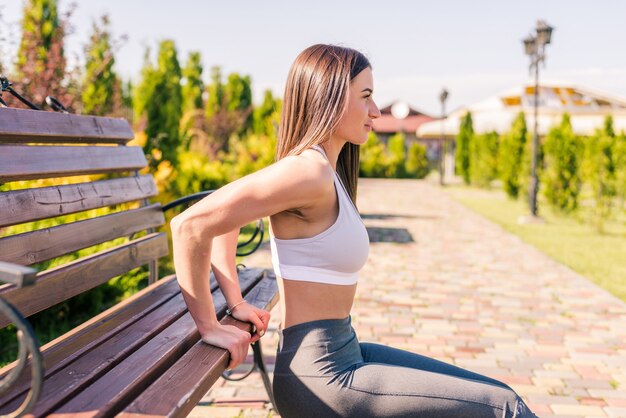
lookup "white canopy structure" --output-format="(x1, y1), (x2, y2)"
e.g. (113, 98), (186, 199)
(417, 82), (626, 139)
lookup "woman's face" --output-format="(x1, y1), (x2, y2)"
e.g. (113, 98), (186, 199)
(333, 67), (381, 146)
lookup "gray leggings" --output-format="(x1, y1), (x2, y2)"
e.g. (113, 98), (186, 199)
(272, 316), (537, 418)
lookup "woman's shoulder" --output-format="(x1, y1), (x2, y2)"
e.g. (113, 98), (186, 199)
(272, 148), (334, 189)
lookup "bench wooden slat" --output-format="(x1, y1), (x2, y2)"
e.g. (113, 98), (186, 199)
(0, 275), (182, 400)
(0, 291), (189, 417)
(51, 269), (265, 418)
(0, 175), (157, 228)
(0, 108), (134, 144)
(119, 272), (278, 418)
(0, 269), (265, 417)
(0, 233), (168, 327)
(0, 204), (165, 266)
(0, 145), (147, 182)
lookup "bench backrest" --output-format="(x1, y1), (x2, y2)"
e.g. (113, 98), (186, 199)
(0, 107), (168, 328)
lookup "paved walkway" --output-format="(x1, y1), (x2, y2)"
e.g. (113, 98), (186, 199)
(190, 178), (626, 418)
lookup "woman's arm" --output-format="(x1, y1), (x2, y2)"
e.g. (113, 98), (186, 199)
(211, 228), (271, 342)
(171, 155), (330, 369)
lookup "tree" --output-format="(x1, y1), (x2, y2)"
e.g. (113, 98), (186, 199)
(499, 112), (528, 198)
(455, 112), (473, 185)
(542, 114), (582, 213)
(386, 133), (406, 178)
(470, 131), (499, 188)
(180, 51), (205, 150)
(133, 47), (157, 129)
(181, 51), (204, 114)
(405, 142), (430, 179)
(360, 132), (387, 178)
(143, 40), (182, 169)
(81, 15), (121, 116)
(253, 89), (279, 137)
(615, 133), (626, 211)
(581, 115), (618, 231)
(13, 0), (76, 109)
(204, 67), (254, 154)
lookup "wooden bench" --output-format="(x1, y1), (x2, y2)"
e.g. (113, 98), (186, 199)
(0, 107), (279, 417)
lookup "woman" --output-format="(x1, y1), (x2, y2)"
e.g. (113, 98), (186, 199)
(171, 44), (537, 417)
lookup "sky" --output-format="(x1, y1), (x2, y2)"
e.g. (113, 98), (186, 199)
(1, 0), (626, 115)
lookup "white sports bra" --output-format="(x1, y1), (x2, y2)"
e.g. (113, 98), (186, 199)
(269, 145), (370, 285)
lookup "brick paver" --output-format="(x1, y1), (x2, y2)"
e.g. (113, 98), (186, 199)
(193, 178), (626, 418)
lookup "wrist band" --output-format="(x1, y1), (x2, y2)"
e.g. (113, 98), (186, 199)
(226, 300), (246, 316)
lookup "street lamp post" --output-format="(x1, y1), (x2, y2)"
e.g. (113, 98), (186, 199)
(522, 19), (554, 219)
(438, 88), (449, 186)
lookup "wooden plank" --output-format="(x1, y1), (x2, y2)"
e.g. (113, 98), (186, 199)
(0, 270), (258, 406)
(50, 269), (266, 418)
(0, 275), (182, 405)
(0, 145), (147, 182)
(120, 271), (279, 418)
(0, 233), (168, 328)
(0, 292), (190, 417)
(0, 175), (157, 228)
(0, 108), (134, 144)
(0, 269), (265, 417)
(0, 204), (165, 266)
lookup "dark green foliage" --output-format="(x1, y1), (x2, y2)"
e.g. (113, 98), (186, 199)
(204, 67), (254, 154)
(133, 47), (156, 126)
(456, 112), (473, 185)
(81, 15), (119, 116)
(180, 52), (205, 150)
(143, 40), (183, 168)
(181, 52), (204, 113)
(542, 114), (583, 213)
(470, 131), (499, 188)
(582, 115), (618, 231)
(499, 112), (528, 198)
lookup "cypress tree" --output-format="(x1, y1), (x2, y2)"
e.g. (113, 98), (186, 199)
(82, 15), (119, 116)
(143, 40), (182, 168)
(224, 72), (253, 134)
(133, 47), (157, 127)
(205, 67), (253, 154)
(14, 0), (74, 108)
(386, 133), (406, 178)
(582, 115), (617, 231)
(181, 51), (204, 114)
(180, 52), (205, 150)
(542, 114), (582, 213)
(455, 112), (474, 185)
(470, 131), (499, 188)
(253, 89), (278, 137)
(499, 112), (528, 198)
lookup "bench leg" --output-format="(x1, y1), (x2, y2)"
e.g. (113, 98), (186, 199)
(251, 340), (279, 414)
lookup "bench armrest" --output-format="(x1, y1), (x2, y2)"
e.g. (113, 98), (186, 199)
(0, 261), (38, 288)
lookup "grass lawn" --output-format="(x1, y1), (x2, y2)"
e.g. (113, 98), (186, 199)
(444, 183), (626, 303)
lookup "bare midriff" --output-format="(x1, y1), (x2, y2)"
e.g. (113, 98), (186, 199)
(278, 276), (357, 330)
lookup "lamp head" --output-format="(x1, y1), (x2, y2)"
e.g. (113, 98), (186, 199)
(536, 20), (554, 45)
(523, 34), (537, 56)
(439, 88), (449, 103)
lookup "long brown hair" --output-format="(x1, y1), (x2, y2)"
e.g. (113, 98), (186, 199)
(276, 44), (371, 205)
